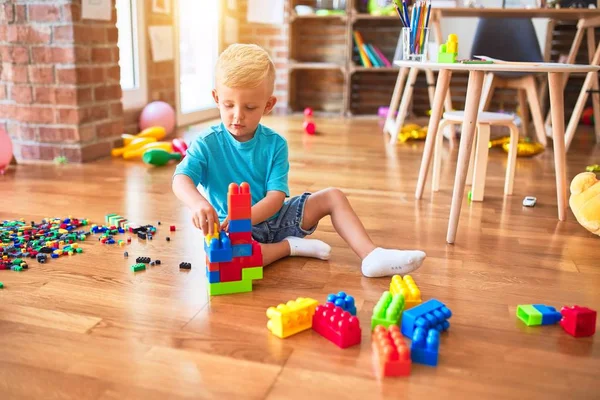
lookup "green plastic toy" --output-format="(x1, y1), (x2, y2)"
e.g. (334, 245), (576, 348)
(142, 149), (182, 166)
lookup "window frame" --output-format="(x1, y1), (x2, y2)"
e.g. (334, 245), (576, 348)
(119, 0), (148, 110)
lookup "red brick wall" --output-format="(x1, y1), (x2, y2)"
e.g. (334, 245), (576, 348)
(0, 0), (124, 162)
(122, 0), (175, 134)
(225, 0), (290, 114)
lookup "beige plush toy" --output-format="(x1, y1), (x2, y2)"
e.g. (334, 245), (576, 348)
(569, 172), (600, 236)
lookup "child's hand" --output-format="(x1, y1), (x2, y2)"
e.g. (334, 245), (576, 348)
(220, 217), (229, 232)
(191, 201), (220, 235)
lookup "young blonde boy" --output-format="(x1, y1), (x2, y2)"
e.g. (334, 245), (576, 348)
(172, 44), (425, 277)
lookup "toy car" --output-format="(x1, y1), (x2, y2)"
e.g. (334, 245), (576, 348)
(523, 196), (537, 207)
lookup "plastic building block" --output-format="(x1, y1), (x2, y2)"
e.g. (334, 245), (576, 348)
(206, 257), (219, 272)
(326, 291), (357, 315)
(137, 232), (146, 240)
(166, 237), (170, 241)
(516, 304), (562, 326)
(229, 231), (252, 245)
(131, 263), (145, 272)
(124, 251), (128, 258)
(390, 275), (422, 309)
(136, 256), (150, 264)
(170, 225), (176, 231)
(438, 34), (458, 63)
(150, 261), (156, 266)
(401, 299), (452, 338)
(155, 259), (161, 265)
(411, 327), (440, 366)
(232, 243), (252, 257)
(219, 260), (242, 282)
(371, 291), (404, 330)
(266, 297), (319, 338)
(204, 231), (233, 263)
(372, 325), (411, 378)
(204, 223), (219, 246)
(560, 305), (596, 337)
(0, 282), (3, 289)
(180, 262), (191, 269)
(229, 219), (252, 233)
(206, 270), (219, 282)
(312, 303), (361, 348)
(228, 182), (251, 215)
(207, 267), (263, 296)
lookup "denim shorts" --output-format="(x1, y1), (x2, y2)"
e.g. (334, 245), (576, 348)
(252, 192), (318, 244)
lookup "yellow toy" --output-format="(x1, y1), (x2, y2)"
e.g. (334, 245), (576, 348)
(398, 124), (427, 143)
(111, 137), (156, 157)
(121, 126), (167, 146)
(122, 142), (174, 160)
(569, 172), (600, 236)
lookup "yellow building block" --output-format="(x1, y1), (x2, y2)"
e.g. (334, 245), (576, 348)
(266, 297), (319, 338)
(390, 275), (422, 309)
(204, 222), (219, 246)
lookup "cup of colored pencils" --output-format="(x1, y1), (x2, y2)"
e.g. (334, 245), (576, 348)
(395, 0), (431, 62)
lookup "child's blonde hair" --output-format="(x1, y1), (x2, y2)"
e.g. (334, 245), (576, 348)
(216, 44), (276, 93)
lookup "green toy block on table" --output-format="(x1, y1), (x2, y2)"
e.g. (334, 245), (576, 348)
(438, 33), (458, 64)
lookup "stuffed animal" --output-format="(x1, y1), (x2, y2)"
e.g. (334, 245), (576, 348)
(569, 172), (600, 236)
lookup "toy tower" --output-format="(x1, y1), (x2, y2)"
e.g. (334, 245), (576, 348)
(204, 182), (263, 295)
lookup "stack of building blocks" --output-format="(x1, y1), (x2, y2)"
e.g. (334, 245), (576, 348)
(437, 33), (458, 63)
(411, 327), (440, 366)
(371, 291), (404, 330)
(560, 306), (597, 337)
(266, 297), (319, 338)
(204, 182), (263, 296)
(326, 291), (357, 315)
(390, 275), (422, 309)
(401, 299), (452, 338)
(516, 304), (563, 326)
(312, 302), (362, 348)
(372, 325), (411, 378)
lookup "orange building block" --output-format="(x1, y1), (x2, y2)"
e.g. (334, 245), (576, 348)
(372, 325), (411, 378)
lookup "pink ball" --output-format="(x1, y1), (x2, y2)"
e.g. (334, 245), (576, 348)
(304, 107), (313, 117)
(139, 101), (176, 136)
(0, 128), (13, 175)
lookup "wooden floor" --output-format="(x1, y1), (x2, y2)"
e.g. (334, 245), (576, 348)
(1, 115), (599, 399)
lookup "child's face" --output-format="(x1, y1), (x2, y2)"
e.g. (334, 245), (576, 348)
(212, 79), (277, 142)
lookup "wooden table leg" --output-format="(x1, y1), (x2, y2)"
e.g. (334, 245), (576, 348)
(415, 69), (452, 199)
(392, 68), (419, 144)
(384, 67), (409, 140)
(548, 72), (568, 222)
(446, 70), (485, 244)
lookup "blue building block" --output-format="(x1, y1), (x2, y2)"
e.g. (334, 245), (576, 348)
(535, 304), (563, 325)
(204, 231), (233, 263)
(516, 304), (562, 326)
(232, 243), (252, 257)
(326, 291), (357, 315)
(411, 327), (440, 366)
(229, 219), (252, 233)
(206, 269), (220, 283)
(401, 299), (452, 338)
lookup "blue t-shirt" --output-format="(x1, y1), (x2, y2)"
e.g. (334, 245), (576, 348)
(173, 122), (290, 222)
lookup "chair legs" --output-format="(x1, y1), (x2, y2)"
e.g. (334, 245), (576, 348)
(504, 123), (519, 196)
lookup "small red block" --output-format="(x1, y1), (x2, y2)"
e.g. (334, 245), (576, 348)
(312, 303), (361, 348)
(170, 225), (176, 232)
(219, 259), (242, 282)
(229, 231), (252, 245)
(560, 305), (597, 337)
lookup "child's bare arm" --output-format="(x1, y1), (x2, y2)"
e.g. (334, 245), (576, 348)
(172, 174), (219, 235)
(251, 191), (286, 225)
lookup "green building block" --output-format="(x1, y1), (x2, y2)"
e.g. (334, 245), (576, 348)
(131, 263), (146, 272)
(371, 291), (405, 330)
(208, 267), (263, 296)
(76, 248), (83, 253)
(105, 213), (118, 224)
(438, 52), (457, 63)
(0, 282), (4, 288)
(516, 304), (542, 326)
(13, 266), (23, 271)
(12, 258), (23, 265)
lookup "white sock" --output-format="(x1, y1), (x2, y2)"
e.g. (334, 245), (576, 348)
(284, 236), (331, 260)
(361, 247), (426, 278)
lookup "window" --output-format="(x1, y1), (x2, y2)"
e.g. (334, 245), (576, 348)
(116, 0), (147, 109)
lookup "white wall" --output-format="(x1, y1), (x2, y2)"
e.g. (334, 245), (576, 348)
(438, 0), (549, 59)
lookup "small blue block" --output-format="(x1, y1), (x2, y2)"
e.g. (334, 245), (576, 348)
(228, 219), (252, 233)
(107, 239), (115, 244)
(232, 243), (252, 257)
(51, 254), (59, 259)
(326, 291), (357, 315)
(206, 269), (220, 283)
(401, 299), (452, 338)
(204, 231), (233, 263)
(533, 304), (562, 325)
(118, 228), (125, 234)
(411, 328), (440, 366)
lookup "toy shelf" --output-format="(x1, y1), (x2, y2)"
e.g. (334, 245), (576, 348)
(289, 17), (348, 65)
(349, 69), (399, 115)
(351, 18), (401, 69)
(289, 68), (346, 114)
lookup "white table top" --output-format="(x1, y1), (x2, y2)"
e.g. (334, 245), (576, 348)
(393, 60), (600, 74)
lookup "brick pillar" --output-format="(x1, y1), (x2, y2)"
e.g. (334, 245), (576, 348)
(0, 0), (123, 163)
(227, 0), (290, 114)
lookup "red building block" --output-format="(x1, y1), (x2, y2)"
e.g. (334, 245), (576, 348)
(239, 240), (262, 268)
(372, 325), (411, 378)
(229, 231), (252, 245)
(228, 182), (251, 215)
(219, 259), (242, 282)
(312, 303), (361, 348)
(560, 305), (596, 337)
(229, 206), (251, 221)
(206, 256), (219, 272)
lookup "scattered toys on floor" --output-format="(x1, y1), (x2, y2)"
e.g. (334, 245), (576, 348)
(303, 107), (316, 135)
(179, 262), (191, 269)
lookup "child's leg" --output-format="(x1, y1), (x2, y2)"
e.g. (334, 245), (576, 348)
(259, 239), (330, 266)
(260, 241), (291, 267)
(301, 188), (426, 277)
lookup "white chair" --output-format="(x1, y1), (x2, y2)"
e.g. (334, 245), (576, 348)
(432, 111), (519, 202)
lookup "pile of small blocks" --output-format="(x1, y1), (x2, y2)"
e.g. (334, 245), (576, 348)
(103, 213), (157, 241)
(204, 182), (263, 295)
(1, 217), (90, 271)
